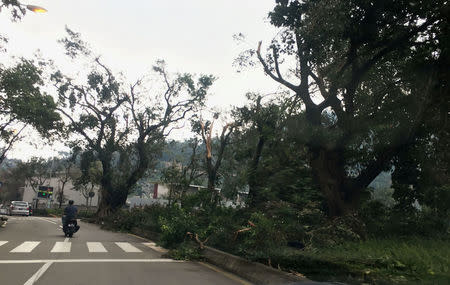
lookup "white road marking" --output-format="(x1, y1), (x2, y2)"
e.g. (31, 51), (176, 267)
(142, 242), (168, 253)
(34, 217), (57, 225)
(24, 261), (53, 285)
(0, 241), (8, 247)
(11, 241), (41, 253)
(115, 242), (142, 253)
(0, 259), (182, 264)
(50, 242), (71, 253)
(87, 242), (107, 253)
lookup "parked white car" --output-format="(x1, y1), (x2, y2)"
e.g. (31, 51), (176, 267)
(8, 201), (30, 216)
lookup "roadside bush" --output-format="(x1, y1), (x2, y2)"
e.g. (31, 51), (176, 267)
(361, 199), (449, 238)
(140, 205), (167, 232)
(167, 241), (202, 260)
(159, 205), (197, 248)
(33, 208), (49, 216)
(102, 208), (147, 231)
(236, 211), (287, 257)
(78, 210), (97, 219)
(263, 201), (307, 242)
(307, 214), (367, 248)
(387, 207), (449, 237)
(205, 207), (249, 252)
(47, 208), (63, 216)
(360, 200), (391, 236)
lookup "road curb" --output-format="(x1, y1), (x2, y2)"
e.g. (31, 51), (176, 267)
(127, 228), (310, 285)
(130, 227), (161, 242)
(201, 246), (309, 285)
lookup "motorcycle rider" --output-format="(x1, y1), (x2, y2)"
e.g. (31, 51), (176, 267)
(62, 200), (79, 233)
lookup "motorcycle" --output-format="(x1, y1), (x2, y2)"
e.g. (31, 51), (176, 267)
(62, 216), (80, 237)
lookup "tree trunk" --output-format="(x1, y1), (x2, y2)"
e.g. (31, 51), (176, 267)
(58, 190), (63, 209)
(97, 187), (112, 218)
(205, 153), (218, 207)
(97, 185), (128, 217)
(207, 173), (217, 205)
(58, 181), (67, 209)
(310, 148), (359, 216)
(247, 136), (265, 208)
(97, 153), (128, 216)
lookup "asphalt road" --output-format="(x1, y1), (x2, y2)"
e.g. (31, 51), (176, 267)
(0, 216), (251, 285)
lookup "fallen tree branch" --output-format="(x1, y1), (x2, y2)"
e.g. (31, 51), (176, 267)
(186, 232), (210, 249)
(233, 220), (256, 240)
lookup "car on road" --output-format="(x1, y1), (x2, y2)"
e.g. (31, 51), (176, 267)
(8, 201), (30, 216)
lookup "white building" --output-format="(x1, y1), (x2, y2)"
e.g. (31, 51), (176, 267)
(126, 182), (170, 208)
(126, 182), (248, 208)
(22, 177), (100, 208)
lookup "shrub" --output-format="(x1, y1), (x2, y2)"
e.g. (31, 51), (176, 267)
(307, 214), (367, 248)
(237, 211), (287, 257)
(33, 208), (49, 216)
(102, 208), (146, 231)
(167, 241), (202, 260)
(47, 208), (63, 216)
(159, 205), (197, 248)
(361, 199), (450, 238)
(78, 210), (97, 219)
(360, 200), (391, 236)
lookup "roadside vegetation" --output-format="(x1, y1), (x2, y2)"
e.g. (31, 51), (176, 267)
(1, 0), (449, 284)
(101, 200), (449, 284)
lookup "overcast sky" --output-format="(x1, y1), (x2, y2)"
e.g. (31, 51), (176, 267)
(1, 0), (283, 160)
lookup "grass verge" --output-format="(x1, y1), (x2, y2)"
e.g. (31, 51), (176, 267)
(258, 237), (449, 284)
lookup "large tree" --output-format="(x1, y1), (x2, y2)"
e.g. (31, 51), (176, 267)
(0, 1), (61, 164)
(53, 28), (214, 216)
(0, 60), (61, 164)
(254, 0), (448, 215)
(191, 117), (235, 207)
(231, 93), (291, 207)
(161, 138), (204, 206)
(16, 157), (54, 208)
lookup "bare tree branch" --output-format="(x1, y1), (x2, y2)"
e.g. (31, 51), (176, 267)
(0, 125), (26, 164)
(257, 41), (299, 92)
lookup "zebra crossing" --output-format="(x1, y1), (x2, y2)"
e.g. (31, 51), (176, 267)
(86, 242), (107, 252)
(10, 241), (41, 253)
(0, 240), (159, 254)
